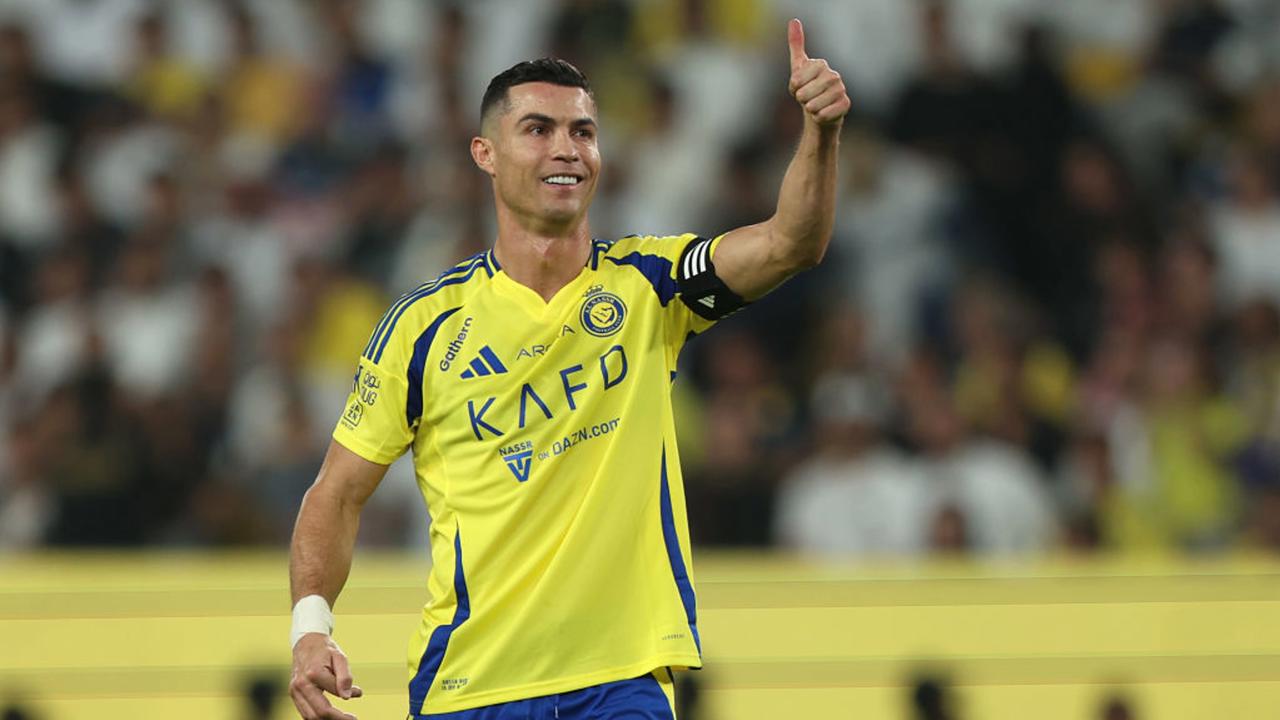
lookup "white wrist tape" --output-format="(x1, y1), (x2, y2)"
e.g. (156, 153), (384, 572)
(290, 594), (335, 648)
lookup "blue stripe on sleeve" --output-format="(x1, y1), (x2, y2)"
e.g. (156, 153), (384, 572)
(405, 307), (462, 428)
(365, 264), (469, 359)
(373, 260), (486, 363)
(605, 252), (677, 306)
(364, 253), (486, 361)
(364, 302), (400, 359)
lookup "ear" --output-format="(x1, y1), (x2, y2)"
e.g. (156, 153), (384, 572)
(471, 136), (495, 177)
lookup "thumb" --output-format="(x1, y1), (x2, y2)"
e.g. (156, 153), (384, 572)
(788, 18), (808, 70)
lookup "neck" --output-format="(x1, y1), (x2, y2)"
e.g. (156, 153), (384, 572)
(492, 206), (593, 302)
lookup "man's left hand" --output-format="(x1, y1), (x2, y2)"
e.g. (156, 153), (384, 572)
(787, 18), (851, 127)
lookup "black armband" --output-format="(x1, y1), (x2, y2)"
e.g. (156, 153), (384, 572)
(676, 236), (748, 321)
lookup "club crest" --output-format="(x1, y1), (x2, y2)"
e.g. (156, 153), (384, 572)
(580, 290), (626, 337)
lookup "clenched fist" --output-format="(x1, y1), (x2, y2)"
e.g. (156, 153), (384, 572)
(788, 19), (850, 126)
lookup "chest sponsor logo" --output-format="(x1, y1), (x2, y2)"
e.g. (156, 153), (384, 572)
(580, 289), (626, 338)
(465, 344), (629, 441)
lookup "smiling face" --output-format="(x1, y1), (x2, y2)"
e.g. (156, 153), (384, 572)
(472, 82), (601, 234)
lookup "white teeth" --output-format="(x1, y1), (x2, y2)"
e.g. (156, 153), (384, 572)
(544, 175), (580, 185)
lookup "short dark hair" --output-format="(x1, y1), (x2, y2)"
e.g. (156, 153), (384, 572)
(480, 58), (593, 127)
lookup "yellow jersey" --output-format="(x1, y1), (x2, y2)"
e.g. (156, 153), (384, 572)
(333, 233), (723, 715)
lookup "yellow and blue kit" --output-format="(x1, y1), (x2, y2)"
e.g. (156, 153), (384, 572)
(333, 233), (741, 715)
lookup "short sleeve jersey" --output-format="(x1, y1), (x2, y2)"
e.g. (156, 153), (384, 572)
(333, 234), (723, 715)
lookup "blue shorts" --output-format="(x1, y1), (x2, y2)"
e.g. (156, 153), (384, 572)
(414, 669), (677, 720)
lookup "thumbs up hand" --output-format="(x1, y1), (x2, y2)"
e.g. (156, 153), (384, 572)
(788, 19), (850, 126)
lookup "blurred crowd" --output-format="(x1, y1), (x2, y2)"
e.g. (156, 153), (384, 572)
(2, 0), (1280, 557)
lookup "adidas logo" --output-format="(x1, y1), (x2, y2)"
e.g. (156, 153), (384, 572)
(697, 296), (716, 308)
(460, 346), (508, 379)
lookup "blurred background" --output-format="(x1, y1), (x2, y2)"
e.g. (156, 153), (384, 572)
(1, 0), (1280, 718)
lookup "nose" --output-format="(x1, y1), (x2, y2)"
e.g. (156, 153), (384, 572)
(550, 128), (578, 163)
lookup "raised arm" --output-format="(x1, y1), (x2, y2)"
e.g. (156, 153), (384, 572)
(288, 440), (390, 720)
(712, 19), (850, 300)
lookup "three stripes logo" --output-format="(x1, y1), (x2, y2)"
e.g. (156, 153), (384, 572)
(681, 237), (713, 282)
(460, 345), (508, 379)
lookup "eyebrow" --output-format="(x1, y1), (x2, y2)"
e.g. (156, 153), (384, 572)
(516, 113), (597, 129)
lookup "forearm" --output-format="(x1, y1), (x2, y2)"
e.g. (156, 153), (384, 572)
(701, 21), (847, 299)
(289, 483), (362, 606)
(288, 444), (382, 715)
(768, 117), (841, 268)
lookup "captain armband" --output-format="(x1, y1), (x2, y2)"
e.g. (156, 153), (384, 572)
(676, 236), (748, 321)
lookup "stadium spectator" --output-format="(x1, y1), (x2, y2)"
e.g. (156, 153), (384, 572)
(0, 416), (51, 548)
(1208, 146), (1280, 312)
(902, 376), (1060, 555)
(0, 78), (60, 249)
(221, 2), (305, 147)
(774, 373), (930, 556)
(125, 10), (206, 122)
(686, 329), (793, 546)
(831, 120), (955, 362)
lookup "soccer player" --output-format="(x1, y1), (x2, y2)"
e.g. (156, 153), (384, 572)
(289, 19), (848, 720)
